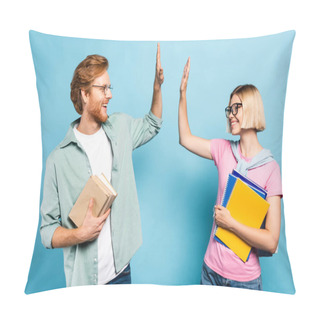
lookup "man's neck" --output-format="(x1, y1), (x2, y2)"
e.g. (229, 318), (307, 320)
(77, 116), (102, 135)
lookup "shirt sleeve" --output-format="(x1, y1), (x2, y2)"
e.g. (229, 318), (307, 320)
(210, 139), (230, 167)
(130, 111), (163, 150)
(265, 161), (283, 198)
(40, 155), (62, 249)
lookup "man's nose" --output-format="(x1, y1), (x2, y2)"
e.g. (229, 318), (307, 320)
(105, 90), (112, 99)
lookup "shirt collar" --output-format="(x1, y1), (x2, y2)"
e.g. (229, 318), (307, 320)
(60, 117), (115, 148)
(59, 118), (81, 148)
(101, 118), (115, 141)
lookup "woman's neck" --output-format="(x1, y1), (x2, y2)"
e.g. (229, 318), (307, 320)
(239, 129), (263, 158)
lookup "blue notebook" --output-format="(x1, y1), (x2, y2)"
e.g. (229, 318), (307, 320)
(231, 170), (267, 199)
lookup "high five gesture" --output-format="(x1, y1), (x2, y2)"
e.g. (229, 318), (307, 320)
(180, 57), (190, 93)
(178, 57), (212, 159)
(151, 43), (164, 118)
(154, 43), (164, 90)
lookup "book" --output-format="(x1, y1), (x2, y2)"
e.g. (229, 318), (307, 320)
(231, 169), (267, 199)
(214, 172), (267, 243)
(214, 178), (270, 262)
(230, 170), (272, 257)
(213, 175), (254, 261)
(68, 173), (117, 227)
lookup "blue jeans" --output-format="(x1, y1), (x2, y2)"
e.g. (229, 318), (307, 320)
(201, 262), (262, 290)
(105, 264), (131, 285)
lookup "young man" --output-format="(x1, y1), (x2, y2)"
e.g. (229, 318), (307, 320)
(40, 44), (164, 287)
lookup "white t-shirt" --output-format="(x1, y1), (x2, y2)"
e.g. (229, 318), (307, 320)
(73, 125), (117, 284)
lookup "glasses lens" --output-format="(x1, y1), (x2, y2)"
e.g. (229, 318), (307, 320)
(231, 103), (242, 116)
(225, 107), (231, 118)
(105, 85), (113, 95)
(232, 105), (237, 115)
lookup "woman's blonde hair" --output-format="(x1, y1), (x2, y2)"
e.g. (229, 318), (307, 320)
(226, 84), (266, 133)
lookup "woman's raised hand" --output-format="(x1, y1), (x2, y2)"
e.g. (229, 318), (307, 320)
(180, 57), (190, 93)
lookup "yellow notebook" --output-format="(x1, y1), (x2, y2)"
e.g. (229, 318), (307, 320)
(215, 178), (270, 262)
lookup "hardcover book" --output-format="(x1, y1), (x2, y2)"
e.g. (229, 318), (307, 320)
(68, 174), (117, 227)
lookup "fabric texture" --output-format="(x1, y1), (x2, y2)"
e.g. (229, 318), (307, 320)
(73, 125), (117, 284)
(230, 140), (274, 176)
(40, 112), (162, 286)
(201, 262), (262, 290)
(106, 264), (131, 285)
(204, 139), (282, 282)
(26, 30), (295, 294)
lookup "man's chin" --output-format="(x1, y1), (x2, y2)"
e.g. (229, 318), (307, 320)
(94, 112), (108, 123)
(102, 108), (108, 122)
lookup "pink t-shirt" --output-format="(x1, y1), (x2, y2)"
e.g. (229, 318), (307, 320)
(204, 139), (282, 282)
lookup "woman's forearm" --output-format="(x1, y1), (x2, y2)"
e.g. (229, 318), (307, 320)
(178, 58), (212, 159)
(178, 91), (192, 146)
(178, 91), (212, 159)
(228, 220), (279, 253)
(215, 196), (281, 253)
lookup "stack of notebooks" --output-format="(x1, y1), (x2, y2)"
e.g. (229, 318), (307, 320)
(214, 170), (270, 262)
(69, 173), (117, 227)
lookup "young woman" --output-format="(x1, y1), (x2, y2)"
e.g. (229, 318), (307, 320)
(178, 58), (282, 290)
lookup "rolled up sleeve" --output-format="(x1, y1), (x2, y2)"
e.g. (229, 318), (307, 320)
(40, 156), (62, 249)
(130, 111), (163, 150)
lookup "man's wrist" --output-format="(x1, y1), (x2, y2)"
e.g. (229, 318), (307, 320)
(74, 226), (86, 244)
(180, 90), (187, 98)
(153, 81), (162, 92)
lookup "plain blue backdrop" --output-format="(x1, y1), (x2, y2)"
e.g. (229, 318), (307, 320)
(25, 30), (295, 294)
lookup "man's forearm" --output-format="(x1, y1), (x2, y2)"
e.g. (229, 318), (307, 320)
(51, 226), (84, 248)
(51, 204), (109, 248)
(151, 86), (162, 118)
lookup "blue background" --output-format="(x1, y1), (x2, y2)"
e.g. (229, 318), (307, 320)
(26, 30), (295, 294)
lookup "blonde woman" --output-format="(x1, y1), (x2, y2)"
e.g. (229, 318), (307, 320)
(178, 58), (282, 290)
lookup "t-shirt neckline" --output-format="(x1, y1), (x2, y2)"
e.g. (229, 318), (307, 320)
(238, 144), (254, 162)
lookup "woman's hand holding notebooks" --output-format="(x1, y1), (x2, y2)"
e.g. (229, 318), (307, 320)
(214, 172), (270, 262)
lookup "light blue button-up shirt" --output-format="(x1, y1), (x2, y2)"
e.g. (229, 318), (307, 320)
(40, 111), (162, 286)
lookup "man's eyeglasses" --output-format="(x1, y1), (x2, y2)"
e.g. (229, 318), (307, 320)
(225, 103), (242, 118)
(91, 84), (113, 95)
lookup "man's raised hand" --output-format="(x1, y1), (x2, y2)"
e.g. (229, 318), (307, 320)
(154, 43), (164, 90)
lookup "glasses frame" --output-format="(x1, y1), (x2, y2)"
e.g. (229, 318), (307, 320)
(91, 84), (113, 95)
(225, 103), (242, 118)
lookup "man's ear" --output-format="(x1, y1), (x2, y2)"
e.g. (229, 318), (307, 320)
(80, 89), (89, 105)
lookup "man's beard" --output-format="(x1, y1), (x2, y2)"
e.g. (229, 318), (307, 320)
(89, 100), (108, 123)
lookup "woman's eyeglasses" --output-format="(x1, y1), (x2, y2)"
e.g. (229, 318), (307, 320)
(225, 103), (242, 118)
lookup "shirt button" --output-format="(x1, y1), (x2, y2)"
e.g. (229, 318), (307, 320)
(94, 258), (97, 263)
